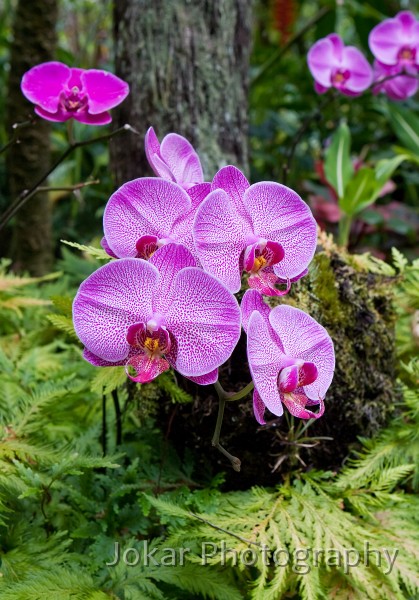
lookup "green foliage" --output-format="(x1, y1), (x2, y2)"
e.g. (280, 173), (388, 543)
(324, 121), (353, 200)
(386, 103), (419, 155)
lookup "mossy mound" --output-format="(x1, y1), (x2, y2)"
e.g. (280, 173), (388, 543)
(156, 238), (400, 488)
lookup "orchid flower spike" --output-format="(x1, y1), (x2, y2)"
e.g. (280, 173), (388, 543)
(369, 11), (419, 72)
(73, 244), (241, 385)
(307, 34), (373, 96)
(193, 165), (316, 296)
(145, 126), (209, 192)
(102, 177), (210, 260)
(242, 290), (335, 423)
(21, 61), (129, 125)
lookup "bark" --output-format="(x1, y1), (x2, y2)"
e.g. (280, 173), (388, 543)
(6, 0), (58, 275)
(112, 0), (253, 185)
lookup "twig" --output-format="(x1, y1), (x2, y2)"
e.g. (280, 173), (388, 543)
(36, 179), (100, 193)
(0, 117), (36, 155)
(0, 124), (139, 231)
(189, 512), (263, 547)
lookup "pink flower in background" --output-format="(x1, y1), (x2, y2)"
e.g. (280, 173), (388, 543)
(242, 290), (335, 423)
(372, 60), (418, 101)
(73, 244), (241, 385)
(21, 61), (129, 125)
(193, 166), (317, 296)
(369, 11), (419, 71)
(307, 34), (373, 96)
(102, 177), (206, 260)
(145, 126), (209, 191)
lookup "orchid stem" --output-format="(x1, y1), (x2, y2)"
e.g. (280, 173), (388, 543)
(338, 214), (352, 247)
(0, 123), (139, 232)
(212, 382), (241, 472)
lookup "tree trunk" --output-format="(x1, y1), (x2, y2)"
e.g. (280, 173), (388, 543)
(112, 0), (253, 185)
(6, 0), (58, 275)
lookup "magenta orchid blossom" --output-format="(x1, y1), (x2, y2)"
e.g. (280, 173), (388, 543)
(73, 244), (241, 385)
(193, 165), (317, 296)
(307, 34), (373, 96)
(369, 11), (419, 72)
(21, 61), (129, 125)
(145, 126), (209, 192)
(372, 60), (418, 100)
(102, 177), (209, 260)
(242, 290), (335, 423)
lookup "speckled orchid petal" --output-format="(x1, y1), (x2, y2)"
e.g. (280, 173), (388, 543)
(268, 305), (335, 402)
(211, 166), (252, 227)
(247, 311), (287, 417)
(21, 61), (71, 113)
(164, 267), (241, 377)
(369, 11), (419, 67)
(126, 353), (170, 383)
(80, 69), (129, 114)
(83, 348), (125, 367)
(253, 389), (266, 425)
(248, 269), (291, 297)
(243, 182), (317, 280)
(160, 133), (204, 189)
(282, 392), (325, 419)
(149, 243), (198, 314)
(188, 369), (219, 385)
(240, 289), (271, 333)
(194, 189), (248, 292)
(101, 236), (117, 259)
(187, 182), (212, 209)
(73, 258), (158, 362)
(103, 178), (193, 258)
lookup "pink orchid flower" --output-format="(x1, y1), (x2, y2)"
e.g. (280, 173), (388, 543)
(369, 11), (419, 72)
(241, 290), (335, 423)
(73, 244), (241, 385)
(145, 126), (209, 191)
(102, 177), (209, 260)
(372, 60), (418, 101)
(307, 34), (373, 96)
(21, 61), (129, 125)
(193, 165), (317, 296)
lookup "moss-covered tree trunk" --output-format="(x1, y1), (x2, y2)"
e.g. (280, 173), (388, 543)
(6, 0), (58, 276)
(112, 0), (253, 184)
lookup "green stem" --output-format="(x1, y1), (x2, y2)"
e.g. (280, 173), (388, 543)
(227, 380), (254, 402)
(338, 213), (352, 247)
(212, 382), (241, 472)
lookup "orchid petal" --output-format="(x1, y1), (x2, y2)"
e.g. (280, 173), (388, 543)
(243, 182), (317, 280)
(187, 182), (212, 210)
(268, 305), (335, 401)
(73, 110), (112, 125)
(307, 38), (336, 87)
(194, 189), (248, 293)
(248, 269), (291, 297)
(253, 389), (267, 425)
(211, 166), (252, 227)
(247, 311), (285, 417)
(149, 243), (198, 314)
(240, 289), (271, 333)
(369, 12), (416, 65)
(83, 347), (125, 367)
(278, 365), (299, 393)
(34, 105), (71, 123)
(341, 47), (373, 92)
(164, 267), (241, 377)
(126, 353), (170, 383)
(282, 392), (325, 419)
(160, 133), (204, 188)
(101, 236), (118, 258)
(188, 369), (219, 385)
(21, 61), (71, 113)
(299, 362), (318, 386)
(73, 258), (158, 362)
(103, 178), (192, 258)
(80, 69), (129, 114)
